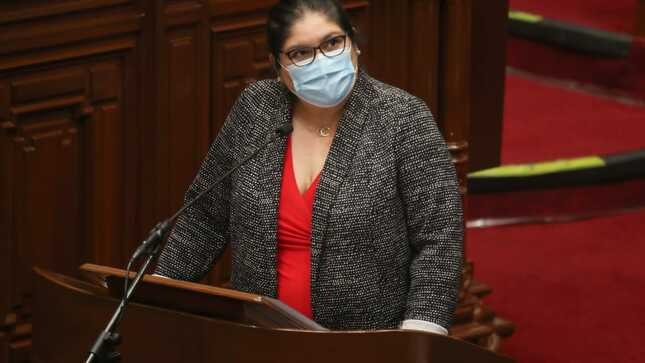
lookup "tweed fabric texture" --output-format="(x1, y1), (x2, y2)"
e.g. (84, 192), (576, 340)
(155, 69), (464, 331)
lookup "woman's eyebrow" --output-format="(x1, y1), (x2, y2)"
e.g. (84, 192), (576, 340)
(321, 31), (343, 40)
(285, 32), (344, 51)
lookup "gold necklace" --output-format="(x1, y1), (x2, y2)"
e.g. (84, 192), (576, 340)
(318, 127), (331, 137)
(293, 115), (334, 137)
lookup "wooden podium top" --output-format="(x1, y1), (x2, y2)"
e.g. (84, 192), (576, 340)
(31, 265), (514, 363)
(80, 263), (327, 331)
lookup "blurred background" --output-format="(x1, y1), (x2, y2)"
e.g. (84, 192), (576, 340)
(469, 1), (645, 362)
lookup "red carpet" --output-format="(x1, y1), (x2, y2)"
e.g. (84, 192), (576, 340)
(510, 0), (637, 34)
(507, 37), (645, 102)
(467, 179), (645, 226)
(502, 72), (645, 164)
(508, 1), (645, 101)
(467, 209), (645, 362)
(480, 3), (645, 361)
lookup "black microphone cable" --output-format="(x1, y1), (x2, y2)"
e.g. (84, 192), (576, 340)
(86, 123), (292, 363)
(123, 123), (294, 300)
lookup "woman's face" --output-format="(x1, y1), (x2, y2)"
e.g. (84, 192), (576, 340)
(275, 11), (359, 98)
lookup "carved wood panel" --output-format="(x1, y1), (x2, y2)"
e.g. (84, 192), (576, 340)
(165, 26), (206, 212)
(0, 54), (140, 363)
(155, 0), (211, 225)
(211, 24), (273, 135)
(209, 17), (272, 286)
(12, 111), (84, 295)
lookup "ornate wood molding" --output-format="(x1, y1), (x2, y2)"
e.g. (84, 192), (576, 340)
(436, 0), (514, 351)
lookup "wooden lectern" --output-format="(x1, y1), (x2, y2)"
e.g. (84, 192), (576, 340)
(31, 265), (513, 363)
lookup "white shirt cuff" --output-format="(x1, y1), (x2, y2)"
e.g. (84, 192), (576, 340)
(400, 319), (448, 335)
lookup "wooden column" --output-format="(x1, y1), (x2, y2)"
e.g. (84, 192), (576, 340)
(436, 0), (514, 351)
(468, 0), (507, 172)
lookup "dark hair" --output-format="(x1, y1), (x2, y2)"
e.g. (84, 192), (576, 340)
(267, 0), (357, 68)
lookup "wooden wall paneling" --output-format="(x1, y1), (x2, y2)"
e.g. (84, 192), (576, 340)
(209, 0), (278, 18)
(0, 4), (143, 72)
(0, 56), (140, 361)
(2, 69), (80, 362)
(467, 0), (507, 172)
(360, 0), (440, 110)
(0, 2), (146, 361)
(0, 334), (6, 363)
(0, 0), (135, 25)
(343, 1), (372, 75)
(439, 0), (481, 343)
(138, 0), (162, 252)
(0, 83), (14, 363)
(210, 24), (264, 134)
(154, 0), (212, 225)
(438, 0), (514, 351)
(208, 2), (292, 131)
(166, 25), (203, 211)
(86, 61), (128, 268)
(439, 0), (471, 193)
(0, 9), (140, 57)
(407, 0), (441, 114)
(113, 26), (146, 264)
(10, 70), (87, 275)
(364, 0), (410, 89)
(438, 5), (472, 341)
(209, 9), (272, 286)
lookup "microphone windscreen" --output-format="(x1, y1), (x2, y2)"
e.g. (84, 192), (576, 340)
(275, 123), (294, 136)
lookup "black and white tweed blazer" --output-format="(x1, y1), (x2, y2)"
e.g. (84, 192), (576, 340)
(155, 69), (464, 331)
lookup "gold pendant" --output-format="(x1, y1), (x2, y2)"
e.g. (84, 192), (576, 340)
(319, 127), (331, 137)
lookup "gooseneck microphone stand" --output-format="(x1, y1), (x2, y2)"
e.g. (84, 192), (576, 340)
(84, 124), (293, 363)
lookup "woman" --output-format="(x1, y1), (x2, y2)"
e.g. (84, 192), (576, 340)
(155, 0), (463, 335)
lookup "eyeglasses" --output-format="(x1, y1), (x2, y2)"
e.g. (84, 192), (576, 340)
(281, 34), (348, 67)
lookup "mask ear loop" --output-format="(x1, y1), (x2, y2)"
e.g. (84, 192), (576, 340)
(271, 53), (284, 82)
(274, 61), (282, 82)
(351, 24), (363, 56)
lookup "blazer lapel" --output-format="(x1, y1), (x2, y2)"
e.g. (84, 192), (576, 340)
(257, 87), (292, 298)
(310, 69), (375, 291)
(253, 72), (376, 300)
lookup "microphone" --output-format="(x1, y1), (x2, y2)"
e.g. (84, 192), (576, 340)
(132, 122), (293, 260)
(85, 123), (292, 363)
(275, 123), (293, 137)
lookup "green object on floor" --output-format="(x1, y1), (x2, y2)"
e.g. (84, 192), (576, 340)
(509, 11), (543, 23)
(507, 8), (632, 58)
(469, 156), (606, 178)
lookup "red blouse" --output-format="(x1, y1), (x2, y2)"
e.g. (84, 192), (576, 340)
(276, 136), (320, 319)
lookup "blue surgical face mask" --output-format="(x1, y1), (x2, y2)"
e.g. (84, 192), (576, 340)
(284, 45), (357, 108)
